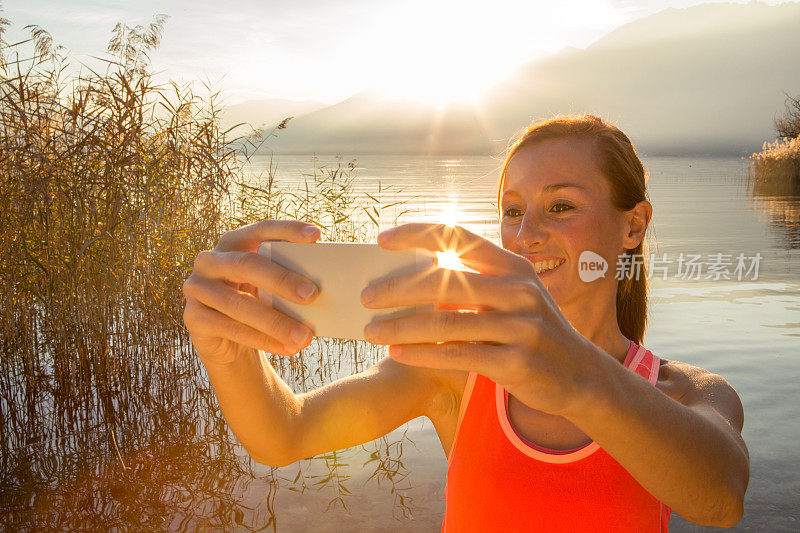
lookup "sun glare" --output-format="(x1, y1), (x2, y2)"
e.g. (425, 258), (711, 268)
(376, 63), (491, 108)
(368, 3), (508, 108)
(362, 1), (623, 109)
(434, 200), (470, 271)
(437, 249), (467, 271)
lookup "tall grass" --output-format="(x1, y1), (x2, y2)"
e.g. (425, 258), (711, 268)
(0, 10), (415, 531)
(748, 138), (800, 249)
(749, 137), (800, 196)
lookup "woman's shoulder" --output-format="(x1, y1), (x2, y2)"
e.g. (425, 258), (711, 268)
(653, 357), (744, 427)
(654, 357), (712, 400)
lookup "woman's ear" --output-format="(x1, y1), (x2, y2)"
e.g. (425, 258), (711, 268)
(622, 200), (652, 250)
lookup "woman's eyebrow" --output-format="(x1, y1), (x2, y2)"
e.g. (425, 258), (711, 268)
(542, 182), (587, 192)
(502, 182), (587, 198)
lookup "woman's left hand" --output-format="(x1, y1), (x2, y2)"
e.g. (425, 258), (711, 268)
(361, 223), (602, 418)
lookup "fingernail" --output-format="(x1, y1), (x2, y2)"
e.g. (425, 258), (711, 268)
(291, 326), (311, 346)
(297, 282), (317, 300)
(364, 322), (378, 339)
(302, 226), (318, 237)
(361, 285), (375, 305)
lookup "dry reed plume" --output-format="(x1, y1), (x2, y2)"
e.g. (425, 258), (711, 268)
(749, 137), (800, 195)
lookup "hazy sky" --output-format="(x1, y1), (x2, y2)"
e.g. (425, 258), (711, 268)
(2, 0), (795, 105)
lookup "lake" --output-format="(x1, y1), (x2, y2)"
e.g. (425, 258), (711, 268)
(236, 154), (800, 531)
(3, 154), (797, 532)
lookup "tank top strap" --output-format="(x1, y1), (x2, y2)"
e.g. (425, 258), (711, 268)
(624, 342), (661, 385)
(446, 371), (479, 468)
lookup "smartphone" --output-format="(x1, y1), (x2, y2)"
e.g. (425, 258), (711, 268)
(257, 241), (437, 340)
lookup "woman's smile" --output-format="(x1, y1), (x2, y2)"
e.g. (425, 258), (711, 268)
(523, 255), (566, 276)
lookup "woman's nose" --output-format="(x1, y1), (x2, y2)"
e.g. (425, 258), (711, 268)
(516, 215), (550, 249)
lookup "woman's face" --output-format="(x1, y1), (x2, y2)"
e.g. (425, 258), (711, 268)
(500, 137), (640, 306)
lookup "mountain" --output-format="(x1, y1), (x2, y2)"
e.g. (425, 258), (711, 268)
(220, 98), (326, 135)
(265, 1), (800, 156)
(482, 1), (800, 155)
(260, 89), (492, 155)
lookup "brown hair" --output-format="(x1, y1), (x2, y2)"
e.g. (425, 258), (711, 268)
(497, 114), (652, 345)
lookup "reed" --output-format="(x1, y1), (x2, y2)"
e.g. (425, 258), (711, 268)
(748, 137), (800, 197)
(748, 137), (800, 249)
(0, 8), (415, 530)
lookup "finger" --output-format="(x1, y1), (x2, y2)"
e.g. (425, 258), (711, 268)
(216, 219), (321, 253)
(185, 299), (297, 356)
(377, 223), (530, 277)
(361, 267), (539, 311)
(185, 277), (313, 350)
(388, 342), (514, 377)
(194, 250), (319, 305)
(364, 310), (531, 345)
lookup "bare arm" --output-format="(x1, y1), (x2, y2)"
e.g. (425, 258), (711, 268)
(201, 347), (447, 466)
(183, 219), (449, 467)
(570, 355), (749, 528)
(199, 346), (302, 466)
(292, 353), (450, 461)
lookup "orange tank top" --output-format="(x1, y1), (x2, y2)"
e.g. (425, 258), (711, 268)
(442, 341), (672, 532)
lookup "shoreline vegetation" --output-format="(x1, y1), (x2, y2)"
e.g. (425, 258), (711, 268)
(749, 137), (800, 196)
(749, 92), (800, 195)
(0, 9), (416, 531)
(747, 96), (800, 248)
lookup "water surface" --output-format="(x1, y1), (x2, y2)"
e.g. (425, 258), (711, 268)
(254, 154), (800, 531)
(3, 154), (797, 531)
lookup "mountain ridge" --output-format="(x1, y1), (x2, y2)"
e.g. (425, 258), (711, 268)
(252, 1), (800, 156)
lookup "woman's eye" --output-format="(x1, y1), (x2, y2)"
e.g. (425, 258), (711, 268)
(550, 203), (574, 213)
(503, 207), (523, 218)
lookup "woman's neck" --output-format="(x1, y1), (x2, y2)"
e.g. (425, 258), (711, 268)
(561, 297), (631, 365)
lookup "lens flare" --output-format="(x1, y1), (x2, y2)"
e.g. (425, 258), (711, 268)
(436, 249), (466, 271)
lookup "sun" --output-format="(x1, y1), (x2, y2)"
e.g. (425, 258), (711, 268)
(434, 200), (470, 271)
(367, 2), (506, 109)
(376, 65), (490, 109)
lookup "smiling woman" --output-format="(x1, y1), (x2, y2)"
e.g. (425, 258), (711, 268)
(497, 116), (653, 343)
(182, 114), (749, 531)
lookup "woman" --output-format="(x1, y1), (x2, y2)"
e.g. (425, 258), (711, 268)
(182, 114), (749, 530)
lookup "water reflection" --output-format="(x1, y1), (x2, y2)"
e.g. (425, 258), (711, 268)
(747, 161), (800, 248)
(0, 330), (415, 531)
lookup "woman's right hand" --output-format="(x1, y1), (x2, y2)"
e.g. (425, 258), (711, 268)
(182, 219), (322, 366)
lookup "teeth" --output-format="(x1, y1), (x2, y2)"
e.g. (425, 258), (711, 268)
(534, 258), (564, 274)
